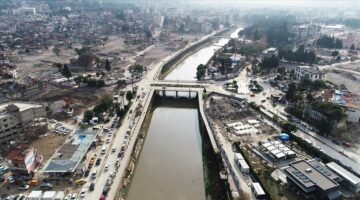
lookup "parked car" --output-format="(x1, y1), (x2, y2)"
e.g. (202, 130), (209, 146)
(75, 179), (87, 186)
(105, 178), (112, 186)
(89, 183), (95, 191)
(7, 176), (15, 184)
(332, 139), (340, 145)
(342, 142), (352, 147)
(117, 152), (124, 159)
(64, 194), (72, 200)
(80, 189), (86, 198)
(18, 184), (30, 190)
(39, 182), (53, 190)
(103, 186), (110, 196)
(70, 193), (77, 200)
(28, 179), (39, 186)
(96, 158), (102, 166)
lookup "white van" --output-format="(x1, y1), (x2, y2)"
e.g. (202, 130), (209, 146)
(101, 146), (107, 154)
(91, 170), (98, 179)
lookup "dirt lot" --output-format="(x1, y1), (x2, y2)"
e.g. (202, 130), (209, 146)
(325, 71), (360, 93)
(31, 133), (66, 162)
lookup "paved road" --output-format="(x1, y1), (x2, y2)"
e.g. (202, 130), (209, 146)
(82, 36), (360, 199)
(208, 68), (360, 174)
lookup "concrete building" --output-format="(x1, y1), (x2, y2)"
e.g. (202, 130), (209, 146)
(331, 90), (360, 123)
(284, 159), (341, 200)
(326, 162), (360, 193)
(13, 7), (36, 15)
(261, 140), (296, 160)
(6, 148), (43, 179)
(42, 129), (98, 178)
(294, 65), (325, 81)
(260, 48), (278, 60)
(0, 102), (46, 145)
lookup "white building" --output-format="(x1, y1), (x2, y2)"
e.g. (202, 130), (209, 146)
(0, 103), (46, 145)
(326, 162), (360, 193)
(260, 48), (278, 60)
(331, 90), (360, 123)
(294, 65), (324, 81)
(13, 7), (36, 15)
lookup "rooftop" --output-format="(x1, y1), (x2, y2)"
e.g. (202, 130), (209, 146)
(285, 160), (339, 191)
(326, 162), (360, 185)
(297, 65), (323, 74)
(42, 129), (97, 173)
(0, 102), (42, 114)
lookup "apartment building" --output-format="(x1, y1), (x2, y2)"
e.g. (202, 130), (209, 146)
(294, 65), (325, 81)
(0, 102), (46, 145)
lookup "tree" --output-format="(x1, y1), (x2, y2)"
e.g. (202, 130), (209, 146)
(84, 110), (94, 122)
(130, 64), (144, 74)
(196, 64), (206, 81)
(259, 55), (279, 72)
(53, 47), (61, 58)
(93, 95), (113, 114)
(105, 59), (111, 72)
(331, 51), (339, 57)
(218, 57), (232, 75)
(350, 43), (356, 50)
(61, 64), (72, 80)
(126, 91), (133, 102)
(286, 82), (297, 102)
(277, 67), (286, 75)
(281, 122), (297, 133)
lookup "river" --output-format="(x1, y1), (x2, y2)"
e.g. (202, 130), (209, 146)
(164, 28), (242, 81)
(127, 99), (205, 200)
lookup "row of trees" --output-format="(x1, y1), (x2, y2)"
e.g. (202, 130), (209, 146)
(259, 55), (279, 71)
(279, 45), (317, 64)
(238, 18), (292, 47)
(84, 95), (113, 122)
(285, 79), (329, 103)
(315, 34), (343, 49)
(74, 76), (105, 87)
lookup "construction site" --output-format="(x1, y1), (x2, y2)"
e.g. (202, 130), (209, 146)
(205, 94), (277, 144)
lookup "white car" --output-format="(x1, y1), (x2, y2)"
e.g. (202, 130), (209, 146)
(64, 194), (72, 200)
(7, 176), (15, 184)
(70, 193), (77, 200)
(106, 138), (111, 144)
(111, 147), (116, 153)
(80, 189), (86, 198)
(104, 165), (109, 171)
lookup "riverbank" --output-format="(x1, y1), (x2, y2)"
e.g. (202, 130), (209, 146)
(123, 93), (231, 200)
(126, 94), (205, 200)
(199, 107), (232, 200)
(159, 27), (237, 81)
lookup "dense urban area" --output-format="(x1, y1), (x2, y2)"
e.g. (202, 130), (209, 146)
(0, 0), (360, 200)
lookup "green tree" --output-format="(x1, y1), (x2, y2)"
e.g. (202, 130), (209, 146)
(286, 82), (297, 102)
(126, 91), (133, 101)
(61, 64), (72, 80)
(105, 59), (111, 72)
(331, 51), (339, 57)
(196, 64), (206, 81)
(281, 122), (297, 133)
(277, 66), (286, 75)
(350, 43), (356, 50)
(84, 110), (94, 122)
(93, 95), (113, 114)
